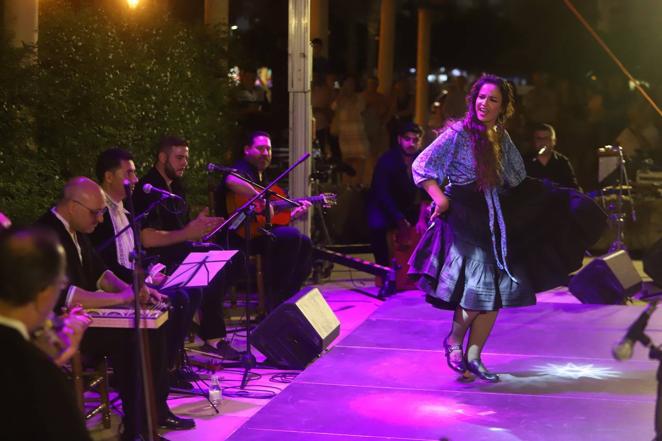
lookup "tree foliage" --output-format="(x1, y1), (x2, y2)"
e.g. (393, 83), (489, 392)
(1, 0), (236, 225)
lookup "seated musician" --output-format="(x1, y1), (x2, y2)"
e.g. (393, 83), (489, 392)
(34, 177), (193, 441)
(132, 136), (242, 362)
(88, 147), (206, 389)
(367, 121), (430, 267)
(214, 130), (313, 312)
(524, 123), (580, 189)
(0, 227), (92, 441)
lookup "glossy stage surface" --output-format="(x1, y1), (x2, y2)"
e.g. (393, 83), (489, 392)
(227, 290), (660, 441)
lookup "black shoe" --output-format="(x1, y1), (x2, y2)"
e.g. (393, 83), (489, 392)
(443, 336), (466, 374)
(168, 370), (194, 391)
(465, 358), (500, 383)
(216, 340), (242, 361)
(158, 411), (196, 430)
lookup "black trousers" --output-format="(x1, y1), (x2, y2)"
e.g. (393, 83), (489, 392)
(80, 326), (169, 436)
(229, 226), (313, 312)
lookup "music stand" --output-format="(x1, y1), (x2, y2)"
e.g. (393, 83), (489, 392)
(161, 250), (238, 291)
(158, 250), (238, 412)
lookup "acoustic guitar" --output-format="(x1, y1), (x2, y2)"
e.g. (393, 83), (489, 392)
(226, 184), (336, 238)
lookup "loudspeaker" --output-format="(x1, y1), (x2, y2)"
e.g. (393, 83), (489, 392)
(251, 288), (340, 369)
(569, 250), (642, 304)
(644, 238), (662, 287)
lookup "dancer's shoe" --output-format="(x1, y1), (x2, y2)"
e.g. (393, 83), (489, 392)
(443, 337), (466, 373)
(465, 358), (499, 383)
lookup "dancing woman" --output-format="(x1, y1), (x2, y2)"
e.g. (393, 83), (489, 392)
(409, 74), (606, 383)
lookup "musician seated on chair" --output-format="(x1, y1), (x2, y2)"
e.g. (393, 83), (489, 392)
(214, 130), (313, 312)
(132, 136), (243, 363)
(0, 227), (92, 441)
(34, 177), (194, 441)
(524, 123), (580, 190)
(367, 121), (430, 267)
(87, 147), (214, 391)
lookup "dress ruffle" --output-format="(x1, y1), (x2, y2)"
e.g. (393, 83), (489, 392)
(408, 178), (607, 311)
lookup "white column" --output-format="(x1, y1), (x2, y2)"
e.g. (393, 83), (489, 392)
(288, 0), (312, 235)
(377, 0), (396, 95)
(4, 0), (38, 48)
(414, 7), (431, 126)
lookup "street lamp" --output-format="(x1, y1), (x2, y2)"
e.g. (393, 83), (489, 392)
(127, 0), (140, 9)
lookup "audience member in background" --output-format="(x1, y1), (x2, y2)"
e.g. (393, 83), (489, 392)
(362, 76), (390, 164)
(331, 76), (370, 186)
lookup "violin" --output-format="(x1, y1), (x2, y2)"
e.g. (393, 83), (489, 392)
(32, 306), (92, 366)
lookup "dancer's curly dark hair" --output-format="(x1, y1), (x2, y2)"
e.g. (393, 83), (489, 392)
(463, 74), (515, 190)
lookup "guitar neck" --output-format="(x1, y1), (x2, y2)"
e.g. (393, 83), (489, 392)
(272, 196), (325, 211)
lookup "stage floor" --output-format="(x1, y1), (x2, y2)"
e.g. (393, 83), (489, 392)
(226, 290), (661, 441)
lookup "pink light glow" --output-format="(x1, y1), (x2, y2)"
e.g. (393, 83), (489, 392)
(348, 391), (498, 427)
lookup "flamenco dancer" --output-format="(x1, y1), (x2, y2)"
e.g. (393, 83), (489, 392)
(409, 74), (606, 383)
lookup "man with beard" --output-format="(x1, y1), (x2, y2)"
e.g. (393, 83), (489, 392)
(214, 130), (313, 312)
(132, 136), (241, 361)
(367, 122), (430, 267)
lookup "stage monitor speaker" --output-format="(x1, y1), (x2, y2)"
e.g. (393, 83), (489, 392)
(569, 250), (642, 304)
(644, 238), (662, 287)
(251, 288), (340, 369)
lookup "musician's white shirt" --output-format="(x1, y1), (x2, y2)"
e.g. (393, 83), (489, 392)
(102, 190), (134, 270)
(0, 314), (29, 340)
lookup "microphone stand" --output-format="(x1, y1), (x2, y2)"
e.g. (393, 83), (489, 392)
(123, 181), (158, 441)
(614, 302), (662, 440)
(203, 153), (309, 390)
(95, 194), (173, 254)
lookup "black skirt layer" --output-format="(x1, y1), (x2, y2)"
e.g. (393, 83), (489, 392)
(408, 178), (607, 311)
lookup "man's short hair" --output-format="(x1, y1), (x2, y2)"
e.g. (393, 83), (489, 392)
(397, 121), (423, 137)
(0, 227), (64, 307)
(157, 136), (188, 157)
(532, 123), (556, 141)
(95, 147), (134, 183)
(244, 130), (271, 147)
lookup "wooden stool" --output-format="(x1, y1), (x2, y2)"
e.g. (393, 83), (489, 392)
(70, 353), (112, 429)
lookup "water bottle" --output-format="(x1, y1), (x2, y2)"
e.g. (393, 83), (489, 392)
(208, 374), (222, 406)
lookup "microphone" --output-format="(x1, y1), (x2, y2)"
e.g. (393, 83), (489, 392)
(207, 163), (238, 174)
(536, 146), (549, 157)
(612, 301), (657, 361)
(142, 183), (182, 200)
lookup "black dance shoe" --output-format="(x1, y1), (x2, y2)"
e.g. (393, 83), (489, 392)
(443, 337), (466, 373)
(465, 358), (500, 383)
(158, 411), (196, 430)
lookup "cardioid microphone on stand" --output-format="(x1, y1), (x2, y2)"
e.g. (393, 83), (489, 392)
(612, 300), (658, 361)
(142, 184), (182, 199)
(207, 163), (238, 174)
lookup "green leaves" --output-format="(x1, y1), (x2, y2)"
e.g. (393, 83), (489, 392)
(0, 0), (237, 224)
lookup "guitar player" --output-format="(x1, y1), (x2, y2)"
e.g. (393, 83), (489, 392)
(214, 130), (313, 312)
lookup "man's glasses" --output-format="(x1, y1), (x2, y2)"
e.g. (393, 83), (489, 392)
(71, 199), (107, 217)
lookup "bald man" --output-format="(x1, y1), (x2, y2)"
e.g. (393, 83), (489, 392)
(35, 177), (193, 441)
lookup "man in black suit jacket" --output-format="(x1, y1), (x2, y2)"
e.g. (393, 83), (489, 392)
(88, 147), (202, 385)
(35, 177), (193, 441)
(0, 227), (92, 441)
